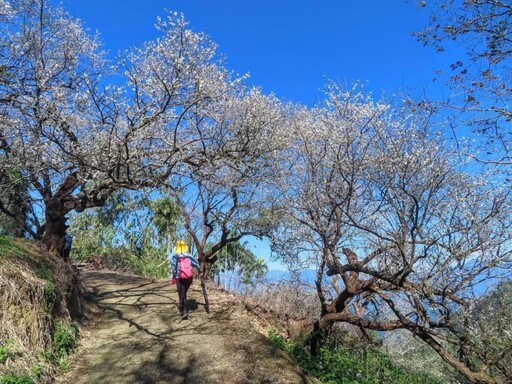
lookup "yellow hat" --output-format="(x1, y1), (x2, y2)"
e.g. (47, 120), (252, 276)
(174, 240), (189, 254)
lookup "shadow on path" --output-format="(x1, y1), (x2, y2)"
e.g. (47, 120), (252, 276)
(56, 269), (314, 384)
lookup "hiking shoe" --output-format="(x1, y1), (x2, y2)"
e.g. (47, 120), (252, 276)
(182, 312), (188, 320)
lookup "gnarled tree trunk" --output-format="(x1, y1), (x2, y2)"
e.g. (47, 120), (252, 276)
(41, 197), (68, 259)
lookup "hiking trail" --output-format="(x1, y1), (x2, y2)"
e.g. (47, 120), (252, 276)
(55, 269), (314, 384)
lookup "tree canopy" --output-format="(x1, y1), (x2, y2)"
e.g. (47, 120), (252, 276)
(0, 0), (274, 256)
(416, 0), (512, 166)
(0, 1), (510, 383)
(269, 83), (512, 384)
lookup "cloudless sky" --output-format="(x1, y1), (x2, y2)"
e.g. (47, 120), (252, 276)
(64, 0), (460, 106)
(63, 0), (462, 269)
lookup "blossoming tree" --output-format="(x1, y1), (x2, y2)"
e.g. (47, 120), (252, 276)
(172, 88), (287, 276)
(271, 83), (512, 384)
(0, 0), (248, 256)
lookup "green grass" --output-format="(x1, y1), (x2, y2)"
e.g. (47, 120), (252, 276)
(49, 321), (78, 367)
(0, 236), (24, 259)
(0, 236), (56, 286)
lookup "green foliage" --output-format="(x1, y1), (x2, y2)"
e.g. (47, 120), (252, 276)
(0, 340), (15, 364)
(53, 322), (78, 357)
(49, 321), (78, 366)
(0, 237), (55, 296)
(29, 365), (42, 381)
(68, 190), (178, 278)
(126, 244), (169, 279)
(211, 241), (268, 288)
(151, 196), (181, 243)
(0, 372), (34, 384)
(0, 237), (58, 312)
(458, 280), (512, 379)
(0, 341), (37, 384)
(268, 330), (446, 384)
(267, 329), (287, 350)
(42, 280), (57, 310)
(0, 238), (80, 382)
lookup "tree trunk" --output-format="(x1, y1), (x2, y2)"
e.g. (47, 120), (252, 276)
(41, 197), (68, 259)
(309, 320), (327, 356)
(200, 276), (210, 313)
(416, 330), (507, 384)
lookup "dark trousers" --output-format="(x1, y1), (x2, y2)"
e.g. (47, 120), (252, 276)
(177, 278), (193, 315)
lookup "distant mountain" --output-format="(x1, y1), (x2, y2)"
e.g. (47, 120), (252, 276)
(265, 269), (317, 284)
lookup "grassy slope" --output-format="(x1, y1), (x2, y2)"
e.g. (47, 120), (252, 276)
(0, 236), (81, 384)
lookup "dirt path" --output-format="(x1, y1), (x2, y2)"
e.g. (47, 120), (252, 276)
(55, 269), (314, 384)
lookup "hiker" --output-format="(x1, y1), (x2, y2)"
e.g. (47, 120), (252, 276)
(171, 240), (202, 319)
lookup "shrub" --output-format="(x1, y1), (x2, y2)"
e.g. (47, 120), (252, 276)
(267, 329), (287, 350)
(0, 372), (34, 384)
(52, 322), (78, 363)
(0, 340), (15, 364)
(268, 329), (447, 384)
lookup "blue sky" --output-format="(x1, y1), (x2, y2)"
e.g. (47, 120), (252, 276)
(63, 0), (462, 270)
(64, 0), (460, 106)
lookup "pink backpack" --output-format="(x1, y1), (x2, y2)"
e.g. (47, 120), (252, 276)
(178, 256), (193, 279)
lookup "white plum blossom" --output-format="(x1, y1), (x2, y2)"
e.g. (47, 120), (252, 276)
(270, 82), (512, 384)
(0, 1), (251, 255)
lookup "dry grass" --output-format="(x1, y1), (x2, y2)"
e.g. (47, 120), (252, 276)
(0, 237), (84, 383)
(238, 280), (321, 340)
